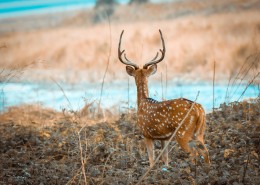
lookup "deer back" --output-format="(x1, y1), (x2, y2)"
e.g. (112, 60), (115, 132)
(137, 98), (205, 140)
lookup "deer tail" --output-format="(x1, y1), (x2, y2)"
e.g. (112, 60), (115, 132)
(193, 105), (205, 140)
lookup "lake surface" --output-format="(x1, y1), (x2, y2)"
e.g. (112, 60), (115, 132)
(0, 0), (171, 18)
(0, 81), (258, 113)
(0, 0), (121, 18)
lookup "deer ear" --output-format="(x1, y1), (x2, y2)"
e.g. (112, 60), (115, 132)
(126, 66), (136, 76)
(147, 64), (157, 76)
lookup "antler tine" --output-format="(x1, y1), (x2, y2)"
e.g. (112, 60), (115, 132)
(150, 52), (159, 62)
(118, 30), (139, 69)
(143, 29), (166, 69)
(124, 53), (133, 63)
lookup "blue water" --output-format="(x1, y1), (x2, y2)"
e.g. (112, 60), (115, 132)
(0, 0), (130, 18)
(0, 81), (258, 113)
(0, 0), (172, 18)
(0, 0), (88, 17)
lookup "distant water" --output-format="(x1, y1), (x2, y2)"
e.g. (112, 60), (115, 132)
(0, 0), (173, 18)
(0, 81), (258, 113)
(0, 0), (127, 18)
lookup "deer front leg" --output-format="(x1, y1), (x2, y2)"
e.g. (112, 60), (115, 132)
(144, 137), (154, 167)
(161, 140), (169, 166)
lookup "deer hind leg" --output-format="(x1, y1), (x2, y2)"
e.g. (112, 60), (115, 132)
(195, 135), (210, 164)
(161, 140), (169, 166)
(195, 114), (211, 164)
(144, 137), (154, 167)
(191, 110), (211, 164)
(176, 137), (197, 163)
(188, 137), (210, 164)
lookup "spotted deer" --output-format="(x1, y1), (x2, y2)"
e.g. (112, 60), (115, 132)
(118, 30), (210, 167)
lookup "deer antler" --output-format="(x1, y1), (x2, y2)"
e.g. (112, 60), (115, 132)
(118, 30), (139, 69)
(143, 29), (166, 69)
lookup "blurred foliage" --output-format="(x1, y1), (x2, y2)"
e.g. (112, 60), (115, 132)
(129, 0), (149, 4)
(95, 0), (117, 8)
(93, 0), (117, 23)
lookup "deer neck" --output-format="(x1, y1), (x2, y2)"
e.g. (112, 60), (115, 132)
(136, 80), (149, 107)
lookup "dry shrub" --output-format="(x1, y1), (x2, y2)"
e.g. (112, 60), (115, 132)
(0, 104), (62, 126)
(80, 100), (100, 119)
(219, 98), (260, 122)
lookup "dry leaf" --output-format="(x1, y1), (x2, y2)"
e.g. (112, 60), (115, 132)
(251, 151), (258, 159)
(41, 131), (51, 138)
(224, 149), (235, 158)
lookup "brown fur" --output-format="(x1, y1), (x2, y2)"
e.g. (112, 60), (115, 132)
(126, 66), (210, 166)
(119, 30), (210, 167)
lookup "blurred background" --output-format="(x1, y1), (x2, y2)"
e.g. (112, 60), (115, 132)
(0, 0), (259, 113)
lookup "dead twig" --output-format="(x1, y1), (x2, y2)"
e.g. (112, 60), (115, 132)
(0, 60), (37, 83)
(98, 13), (112, 115)
(77, 125), (89, 185)
(237, 72), (260, 102)
(51, 78), (74, 112)
(99, 151), (114, 185)
(242, 154), (250, 184)
(227, 53), (260, 102)
(213, 60), (216, 115)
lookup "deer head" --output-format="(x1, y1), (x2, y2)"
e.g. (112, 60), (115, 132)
(118, 30), (165, 106)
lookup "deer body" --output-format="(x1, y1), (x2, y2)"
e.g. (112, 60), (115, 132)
(138, 98), (203, 140)
(118, 30), (210, 167)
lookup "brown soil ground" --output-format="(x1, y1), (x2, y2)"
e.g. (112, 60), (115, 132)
(0, 99), (259, 184)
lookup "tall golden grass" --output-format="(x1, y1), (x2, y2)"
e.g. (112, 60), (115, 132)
(0, 1), (259, 83)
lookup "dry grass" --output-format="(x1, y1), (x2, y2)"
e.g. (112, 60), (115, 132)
(0, 98), (259, 184)
(0, 0), (259, 83)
